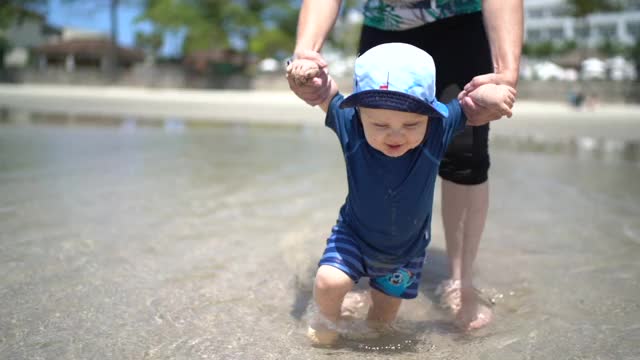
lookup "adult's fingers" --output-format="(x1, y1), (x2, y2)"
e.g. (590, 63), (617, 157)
(464, 73), (519, 93)
(294, 50), (328, 69)
(463, 73), (498, 93)
(464, 98), (507, 125)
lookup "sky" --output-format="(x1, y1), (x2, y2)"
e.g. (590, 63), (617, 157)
(45, 0), (183, 56)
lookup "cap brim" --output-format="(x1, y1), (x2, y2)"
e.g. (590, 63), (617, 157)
(339, 90), (448, 118)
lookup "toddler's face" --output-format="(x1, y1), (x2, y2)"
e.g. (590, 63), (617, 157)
(359, 107), (428, 157)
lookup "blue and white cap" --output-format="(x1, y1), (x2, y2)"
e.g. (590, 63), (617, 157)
(340, 42), (448, 118)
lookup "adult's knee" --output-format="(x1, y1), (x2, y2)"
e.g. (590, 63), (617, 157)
(439, 124), (490, 185)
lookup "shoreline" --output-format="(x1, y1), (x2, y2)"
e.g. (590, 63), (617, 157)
(1, 83), (639, 158)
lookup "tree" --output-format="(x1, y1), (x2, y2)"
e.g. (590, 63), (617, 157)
(0, 0), (47, 69)
(138, 0), (298, 72)
(0, 0), (47, 29)
(139, 0), (303, 62)
(598, 38), (625, 57)
(135, 30), (163, 60)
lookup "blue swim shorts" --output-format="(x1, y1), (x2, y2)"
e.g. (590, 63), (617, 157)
(318, 223), (426, 299)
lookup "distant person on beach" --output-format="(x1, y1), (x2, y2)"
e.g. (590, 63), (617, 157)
(287, 42), (516, 345)
(287, 0), (523, 332)
(568, 87), (585, 109)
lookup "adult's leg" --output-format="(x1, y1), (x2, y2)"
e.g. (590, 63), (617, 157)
(441, 179), (488, 284)
(441, 179), (492, 330)
(424, 13), (494, 330)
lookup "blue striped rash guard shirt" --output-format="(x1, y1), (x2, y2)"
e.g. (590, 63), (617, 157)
(325, 93), (466, 264)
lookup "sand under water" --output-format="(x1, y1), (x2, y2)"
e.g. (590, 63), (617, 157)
(1, 120), (639, 359)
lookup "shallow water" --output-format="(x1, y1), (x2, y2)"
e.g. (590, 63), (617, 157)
(1, 122), (639, 359)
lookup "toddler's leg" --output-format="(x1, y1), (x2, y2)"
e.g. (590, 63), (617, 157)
(309, 265), (354, 345)
(367, 288), (402, 329)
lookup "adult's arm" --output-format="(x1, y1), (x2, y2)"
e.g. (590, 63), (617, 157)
(287, 0), (342, 106)
(464, 0), (523, 92)
(294, 0), (342, 55)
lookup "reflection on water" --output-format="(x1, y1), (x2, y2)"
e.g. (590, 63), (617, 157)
(1, 118), (639, 360)
(491, 135), (640, 163)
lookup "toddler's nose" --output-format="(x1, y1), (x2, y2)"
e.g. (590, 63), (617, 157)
(387, 129), (405, 144)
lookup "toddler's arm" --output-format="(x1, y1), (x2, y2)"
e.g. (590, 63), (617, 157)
(459, 84), (516, 126)
(286, 58), (338, 113)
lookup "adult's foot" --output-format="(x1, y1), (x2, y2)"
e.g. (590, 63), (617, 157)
(435, 279), (462, 313)
(436, 279), (493, 331)
(455, 296), (493, 331)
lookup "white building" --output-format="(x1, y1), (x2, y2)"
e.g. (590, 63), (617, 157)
(525, 0), (640, 46)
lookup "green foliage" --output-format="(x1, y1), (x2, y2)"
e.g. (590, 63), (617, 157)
(566, 0), (622, 17)
(0, 0), (47, 29)
(139, 0), (300, 58)
(0, 0), (47, 69)
(523, 40), (583, 58)
(248, 28), (291, 59)
(557, 40), (578, 54)
(135, 30), (163, 56)
(523, 41), (557, 58)
(598, 38), (626, 57)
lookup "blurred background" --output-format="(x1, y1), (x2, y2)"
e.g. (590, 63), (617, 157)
(0, 0), (639, 101)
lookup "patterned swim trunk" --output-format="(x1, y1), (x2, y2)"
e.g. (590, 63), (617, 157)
(318, 222), (426, 299)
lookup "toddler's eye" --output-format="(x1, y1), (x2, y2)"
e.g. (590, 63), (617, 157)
(373, 123), (388, 129)
(404, 123), (420, 129)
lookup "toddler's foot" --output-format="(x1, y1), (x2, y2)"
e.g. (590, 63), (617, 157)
(307, 325), (339, 346)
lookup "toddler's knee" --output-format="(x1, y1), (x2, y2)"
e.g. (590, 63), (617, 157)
(314, 265), (353, 294)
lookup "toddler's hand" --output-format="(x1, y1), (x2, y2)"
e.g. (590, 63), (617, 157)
(286, 51), (333, 106)
(460, 84), (517, 126)
(286, 58), (322, 87)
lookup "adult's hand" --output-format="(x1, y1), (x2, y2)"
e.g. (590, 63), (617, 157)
(463, 71), (518, 94)
(459, 84), (516, 126)
(286, 50), (332, 106)
(460, 96), (505, 126)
